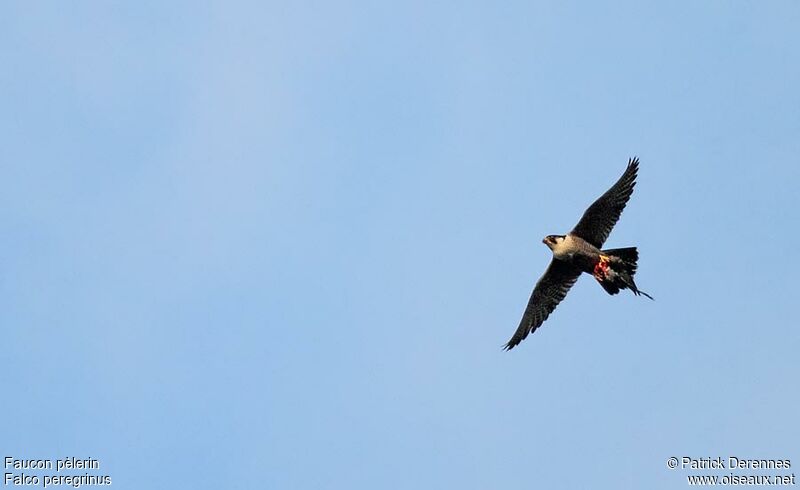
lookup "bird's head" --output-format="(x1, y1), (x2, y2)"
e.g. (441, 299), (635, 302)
(542, 235), (565, 251)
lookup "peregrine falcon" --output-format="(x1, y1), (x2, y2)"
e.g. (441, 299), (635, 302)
(504, 157), (652, 350)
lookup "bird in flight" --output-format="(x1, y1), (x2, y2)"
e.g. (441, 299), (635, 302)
(504, 157), (652, 350)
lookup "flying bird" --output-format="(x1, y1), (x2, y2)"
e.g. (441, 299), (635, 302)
(504, 157), (652, 350)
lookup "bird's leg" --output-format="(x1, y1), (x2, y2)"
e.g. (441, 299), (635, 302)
(593, 255), (610, 280)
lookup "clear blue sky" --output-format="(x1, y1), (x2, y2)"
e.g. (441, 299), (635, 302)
(2, 2), (798, 489)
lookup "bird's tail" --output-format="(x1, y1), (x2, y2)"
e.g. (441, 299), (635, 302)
(593, 247), (653, 300)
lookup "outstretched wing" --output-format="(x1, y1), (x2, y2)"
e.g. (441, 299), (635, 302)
(570, 157), (639, 248)
(504, 259), (582, 350)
